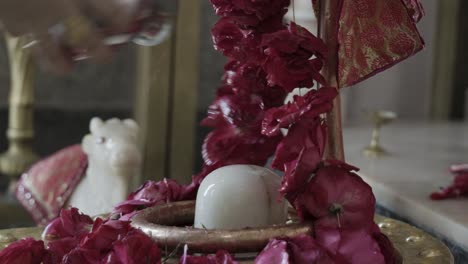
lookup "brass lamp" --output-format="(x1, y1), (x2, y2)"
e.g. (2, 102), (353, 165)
(362, 110), (397, 158)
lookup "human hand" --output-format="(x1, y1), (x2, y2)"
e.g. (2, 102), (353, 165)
(0, 0), (143, 74)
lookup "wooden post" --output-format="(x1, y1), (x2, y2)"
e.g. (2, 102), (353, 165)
(134, 0), (200, 184)
(318, 0), (345, 161)
(169, 0), (201, 184)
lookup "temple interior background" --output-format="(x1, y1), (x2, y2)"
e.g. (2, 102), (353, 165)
(0, 0), (467, 262)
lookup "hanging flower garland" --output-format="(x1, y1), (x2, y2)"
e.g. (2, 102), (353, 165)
(1, 0), (426, 263)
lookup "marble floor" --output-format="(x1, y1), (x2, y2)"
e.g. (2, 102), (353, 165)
(344, 122), (468, 262)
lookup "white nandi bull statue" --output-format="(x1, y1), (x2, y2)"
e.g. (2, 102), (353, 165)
(16, 117), (142, 225)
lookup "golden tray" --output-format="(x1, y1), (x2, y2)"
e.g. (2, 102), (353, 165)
(0, 213), (453, 264)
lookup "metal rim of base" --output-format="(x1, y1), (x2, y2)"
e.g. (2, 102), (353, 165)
(0, 201), (454, 264)
(130, 200), (314, 254)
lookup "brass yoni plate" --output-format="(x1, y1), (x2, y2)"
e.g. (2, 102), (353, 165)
(374, 215), (453, 264)
(0, 203), (453, 264)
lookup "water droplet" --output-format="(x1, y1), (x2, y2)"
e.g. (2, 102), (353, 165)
(406, 235), (423, 243)
(419, 249), (442, 258)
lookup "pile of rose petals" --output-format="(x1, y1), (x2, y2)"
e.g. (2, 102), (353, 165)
(431, 164), (468, 200)
(0, 209), (161, 264)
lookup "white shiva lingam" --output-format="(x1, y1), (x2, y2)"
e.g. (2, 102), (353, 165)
(194, 165), (288, 230)
(130, 164), (303, 255)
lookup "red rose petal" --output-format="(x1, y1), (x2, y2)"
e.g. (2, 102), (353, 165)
(262, 88), (337, 137)
(110, 230), (161, 264)
(261, 23), (328, 91)
(0, 238), (46, 264)
(255, 235), (334, 264)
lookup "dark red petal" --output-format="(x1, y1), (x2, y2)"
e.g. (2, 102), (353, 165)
(0, 238), (47, 264)
(43, 208), (93, 240)
(113, 179), (195, 220)
(212, 18), (263, 63)
(430, 173), (468, 200)
(46, 237), (81, 263)
(262, 88), (337, 137)
(373, 229), (401, 264)
(260, 23), (329, 90)
(288, 235), (335, 264)
(80, 220), (132, 251)
(271, 119), (326, 172)
(255, 239), (289, 264)
(61, 248), (101, 264)
(280, 147), (320, 201)
(111, 230), (161, 264)
(210, 0), (290, 28)
(337, 229), (385, 264)
(255, 235), (334, 264)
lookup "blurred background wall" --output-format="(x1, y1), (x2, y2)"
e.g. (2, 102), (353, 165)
(0, 0), (464, 175)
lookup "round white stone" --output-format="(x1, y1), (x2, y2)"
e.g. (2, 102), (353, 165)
(194, 165), (288, 230)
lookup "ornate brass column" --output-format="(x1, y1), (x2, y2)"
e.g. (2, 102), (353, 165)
(0, 34), (38, 180)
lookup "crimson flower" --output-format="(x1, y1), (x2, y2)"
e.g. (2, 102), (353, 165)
(210, 0), (289, 28)
(202, 124), (281, 167)
(261, 23), (328, 91)
(222, 61), (267, 94)
(46, 237), (82, 263)
(212, 18), (263, 63)
(221, 61), (287, 108)
(180, 249), (237, 264)
(294, 165), (376, 230)
(42, 208), (94, 262)
(262, 87), (337, 137)
(372, 225), (401, 264)
(201, 93), (281, 168)
(80, 219), (132, 252)
(255, 235), (334, 264)
(273, 119), (327, 202)
(201, 94), (265, 129)
(271, 118), (326, 171)
(105, 230), (161, 264)
(61, 248), (101, 264)
(113, 179), (196, 218)
(0, 238), (47, 264)
(281, 147), (320, 202)
(43, 208), (93, 241)
(431, 164), (468, 200)
(315, 227), (385, 264)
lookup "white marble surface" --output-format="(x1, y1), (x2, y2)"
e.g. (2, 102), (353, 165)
(344, 122), (468, 250)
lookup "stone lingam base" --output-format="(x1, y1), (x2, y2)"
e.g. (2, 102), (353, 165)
(0, 200), (454, 264)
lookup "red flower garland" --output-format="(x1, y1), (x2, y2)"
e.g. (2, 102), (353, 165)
(2, 0), (406, 263)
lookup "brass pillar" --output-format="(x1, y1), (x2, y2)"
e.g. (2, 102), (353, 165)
(0, 34), (39, 180)
(318, 0), (345, 161)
